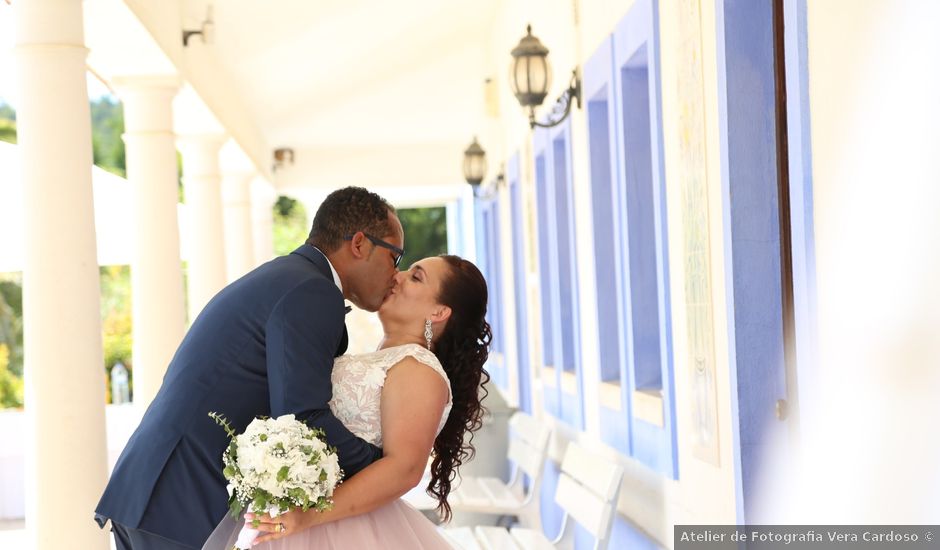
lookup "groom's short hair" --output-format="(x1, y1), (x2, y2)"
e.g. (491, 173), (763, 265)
(308, 186), (396, 253)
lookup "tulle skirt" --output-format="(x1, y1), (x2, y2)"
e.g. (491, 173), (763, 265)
(202, 499), (453, 550)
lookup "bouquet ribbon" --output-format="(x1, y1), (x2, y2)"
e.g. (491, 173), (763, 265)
(234, 506), (282, 550)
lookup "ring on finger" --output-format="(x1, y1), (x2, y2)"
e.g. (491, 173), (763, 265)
(275, 522), (286, 534)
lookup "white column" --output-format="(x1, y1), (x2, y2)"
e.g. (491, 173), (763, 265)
(115, 77), (186, 409)
(13, 1), (109, 549)
(177, 135), (227, 322)
(251, 177), (277, 264)
(221, 170), (256, 281)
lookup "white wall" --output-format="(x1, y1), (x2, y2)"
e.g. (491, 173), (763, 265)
(760, 0), (940, 523)
(481, 0), (743, 545)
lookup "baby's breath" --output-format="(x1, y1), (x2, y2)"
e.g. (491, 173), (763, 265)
(209, 412), (344, 519)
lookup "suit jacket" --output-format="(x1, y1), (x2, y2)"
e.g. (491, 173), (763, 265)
(95, 244), (382, 548)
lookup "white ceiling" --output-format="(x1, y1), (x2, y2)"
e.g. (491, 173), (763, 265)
(81, 0), (505, 191)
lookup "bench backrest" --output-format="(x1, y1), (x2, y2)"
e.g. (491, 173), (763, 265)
(553, 442), (624, 547)
(507, 411), (551, 480)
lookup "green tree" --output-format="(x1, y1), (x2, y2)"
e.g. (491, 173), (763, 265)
(272, 196), (308, 256)
(0, 98), (134, 406)
(0, 275), (24, 408)
(0, 343), (24, 409)
(0, 101), (16, 144)
(0, 99), (127, 170)
(90, 96), (126, 176)
(0, 102), (14, 121)
(100, 265), (133, 403)
(397, 207), (448, 269)
(0, 120), (15, 144)
(267, 201), (448, 265)
(0, 275), (24, 378)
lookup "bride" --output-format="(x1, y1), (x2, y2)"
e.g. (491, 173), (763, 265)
(202, 254), (491, 549)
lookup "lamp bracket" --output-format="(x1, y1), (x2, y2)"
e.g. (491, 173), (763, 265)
(529, 70), (581, 129)
(182, 29), (204, 46)
(473, 170), (505, 200)
(182, 5), (214, 47)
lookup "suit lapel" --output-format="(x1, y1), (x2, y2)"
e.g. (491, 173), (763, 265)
(290, 244), (335, 283)
(292, 244), (349, 356)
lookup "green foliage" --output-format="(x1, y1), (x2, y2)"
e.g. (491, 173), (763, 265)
(0, 102), (15, 121)
(0, 344), (24, 409)
(275, 195), (297, 217)
(210, 411), (245, 516)
(0, 275), (23, 378)
(209, 411), (238, 438)
(0, 275), (24, 409)
(272, 196), (308, 256)
(0, 102), (15, 143)
(0, 119), (15, 144)
(397, 207), (448, 269)
(177, 150), (185, 203)
(267, 201), (448, 265)
(100, 265), (132, 367)
(0, 99), (126, 169)
(90, 97), (126, 177)
(100, 266), (133, 403)
(0, 98), (133, 407)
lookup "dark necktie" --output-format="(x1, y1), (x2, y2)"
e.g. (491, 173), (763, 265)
(335, 325), (348, 357)
(335, 304), (351, 357)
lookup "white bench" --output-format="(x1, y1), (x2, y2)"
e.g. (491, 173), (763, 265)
(449, 411), (552, 530)
(445, 442), (624, 550)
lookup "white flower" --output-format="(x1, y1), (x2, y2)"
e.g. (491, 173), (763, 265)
(212, 411), (342, 517)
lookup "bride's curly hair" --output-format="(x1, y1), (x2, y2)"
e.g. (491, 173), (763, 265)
(427, 255), (492, 522)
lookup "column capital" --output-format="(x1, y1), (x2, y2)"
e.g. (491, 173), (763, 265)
(177, 133), (228, 154)
(112, 74), (181, 95)
(222, 170), (257, 204)
(177, 133), (228, 178)
(116, 76), (182, 135)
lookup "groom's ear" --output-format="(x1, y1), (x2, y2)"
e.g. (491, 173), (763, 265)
(347, 232), (369, 259)
(431, 306), (452, 324)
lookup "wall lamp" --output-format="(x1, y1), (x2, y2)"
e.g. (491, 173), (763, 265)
(510, 25), (581, 129)
(462, 137), (487, 187)
(273, 147), (295, 172)
(463, 137), (502, 198)
(182, 5), (215, 47)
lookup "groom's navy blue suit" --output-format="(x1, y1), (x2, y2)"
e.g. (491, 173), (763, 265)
(95, 244), (382, 549)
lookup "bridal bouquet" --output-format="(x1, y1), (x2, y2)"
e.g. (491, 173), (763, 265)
(209, 412), (343, 549)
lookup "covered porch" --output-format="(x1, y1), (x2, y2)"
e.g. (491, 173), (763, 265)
(2, 0), (940, 549)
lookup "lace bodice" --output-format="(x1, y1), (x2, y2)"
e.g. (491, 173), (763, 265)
(329, 344), (452, 447)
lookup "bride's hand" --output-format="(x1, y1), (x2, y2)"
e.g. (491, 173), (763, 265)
(246, 508), (321, 545)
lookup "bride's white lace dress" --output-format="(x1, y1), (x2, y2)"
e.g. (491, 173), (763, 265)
(202, 344), (454, 549)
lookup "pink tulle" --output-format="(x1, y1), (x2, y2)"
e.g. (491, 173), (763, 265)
(203, 499), (453, 550)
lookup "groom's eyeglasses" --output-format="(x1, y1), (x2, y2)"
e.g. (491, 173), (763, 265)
(344, 233), (404, 268)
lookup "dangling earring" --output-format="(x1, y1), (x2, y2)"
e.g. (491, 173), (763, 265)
(424, 319), (433, 350)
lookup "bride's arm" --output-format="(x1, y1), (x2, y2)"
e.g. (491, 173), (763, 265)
(252, 355), (449, 543)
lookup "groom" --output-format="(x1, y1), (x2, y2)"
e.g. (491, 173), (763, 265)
(95, 187), (405, 549)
